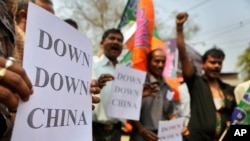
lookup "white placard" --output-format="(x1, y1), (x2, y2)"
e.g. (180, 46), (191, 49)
(107, 64), (146, 120)
(11, 2), (92, 141)
(158, 118), (184, 141)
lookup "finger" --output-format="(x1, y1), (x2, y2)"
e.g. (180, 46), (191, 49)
(145, 134), (158, 141)
(182, 127), (190, 136)
(101, 74), (115, 81)
(92, 95), (100, 104)
(102, 77), (114, 83)
(10, 65), (33, 90)
(148, 132), (158, 141)
(1, 69), (32, 101)
(91, 80), (102, 93)
(179, 12), (187, 17)
(0, 58), (33, 90)
(99, 83), (106, 88)
(149, 93), (157, 97)
(183, 130), (189, 136)
(0, 85), (19, 111)
(143, 83), (151, 88)
(103, 73), (115, 79)
(90, 87), (101, 94)
(92, 105), (95, 110)
(177, 13), (184, 19)
(91, 79), (98, 87)
(152, 86), (160, 93)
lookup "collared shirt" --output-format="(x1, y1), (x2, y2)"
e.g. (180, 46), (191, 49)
(185, 70), (236, 141)
(139, 73), (175, 130)
(92, 55), (124, 124)
(175, 82), (191, 126)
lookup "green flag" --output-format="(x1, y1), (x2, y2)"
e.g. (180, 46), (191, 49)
(231, 87), (250, 124)
(118, 0), (137, 65)
(118, 0), (137, 28)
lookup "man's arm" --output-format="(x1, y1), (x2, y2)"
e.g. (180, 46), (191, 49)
(176, 12), (193, 78)
(129, 120), (158, 141)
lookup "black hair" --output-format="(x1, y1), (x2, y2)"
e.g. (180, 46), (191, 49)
(32, 0), (53, 5)
(202, 47), (225, 63)
(101, 28), (123, 42)
(16, 0), (29, 22)
(16, 0), (53, 22)
(64, 19), (78, 29)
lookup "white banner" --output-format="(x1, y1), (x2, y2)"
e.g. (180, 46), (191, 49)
(12, 2), (93, 141)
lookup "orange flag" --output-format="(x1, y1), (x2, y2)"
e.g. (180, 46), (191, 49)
(132, 0), (155, 71)
(151, 29), (167, 51)
(130, 0), (167, 72)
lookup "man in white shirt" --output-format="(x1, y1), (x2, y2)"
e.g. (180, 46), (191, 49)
(92, 28), (124, 141)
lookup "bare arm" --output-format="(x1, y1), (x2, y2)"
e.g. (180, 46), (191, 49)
(176, 12), (193, 78)
(130, 120), (158, 141)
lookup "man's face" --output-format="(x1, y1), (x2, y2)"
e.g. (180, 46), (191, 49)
(202, 55), (223, 79)
(101, 33), (123, 61)
(148, 50), (166, 77)
(35, 0), (54, 14)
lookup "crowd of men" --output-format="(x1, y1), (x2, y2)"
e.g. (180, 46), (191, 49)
(0, 0), (247, 141)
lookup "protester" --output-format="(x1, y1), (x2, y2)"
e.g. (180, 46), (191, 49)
(92, 28), (124, 141)
(129, 49), (177, 141)
(16, 0), (54, 32)
(0, 0), (33, 140)
(176, 12), (236, 141)
(14, 0), (55, 65)
(165, 70), (191, 129)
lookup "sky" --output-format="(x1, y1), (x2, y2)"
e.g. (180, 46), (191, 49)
(52, 0), (250, 73)
(154, 0), (250, 73)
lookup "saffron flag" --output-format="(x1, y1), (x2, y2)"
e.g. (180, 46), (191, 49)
(118, 0), (181, 117)
(132, 0), (155, 71)
(151, 28), (166, 50)
(118, 0), (167, 72)
(231, 87), (250, 125)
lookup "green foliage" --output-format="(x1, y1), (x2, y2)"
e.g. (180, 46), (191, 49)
(237, 44), (250, 81)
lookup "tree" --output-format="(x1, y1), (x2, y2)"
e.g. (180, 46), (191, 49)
(53, 0), (126, 54)
(237, 44), (250, 81)
(52, 0), (200, 55)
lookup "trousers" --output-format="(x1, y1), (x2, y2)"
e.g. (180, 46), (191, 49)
(93, 122), (122, 141)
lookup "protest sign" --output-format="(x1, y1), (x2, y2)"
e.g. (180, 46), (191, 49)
(11, 2), (93, 141)
(158, 118), (184, 141)
(107, 64), (146, 120)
